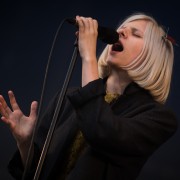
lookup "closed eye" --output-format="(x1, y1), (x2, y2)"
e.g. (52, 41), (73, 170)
(133, 33), (142, 38)
(132, 28), (143, 38)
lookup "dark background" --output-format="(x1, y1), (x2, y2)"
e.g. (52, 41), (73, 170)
(0, 1), (180, 179)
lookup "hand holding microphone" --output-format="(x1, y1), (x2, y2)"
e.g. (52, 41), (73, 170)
(67, 16), (111, 86)
(66, 16), (119, 44)
(70, 16), (99, 63)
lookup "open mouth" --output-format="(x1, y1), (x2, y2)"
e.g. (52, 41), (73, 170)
(112, 42), (123, 52)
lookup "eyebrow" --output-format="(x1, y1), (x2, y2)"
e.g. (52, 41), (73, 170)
(131, 27), (143, 34)
(121, 26), (143, 34)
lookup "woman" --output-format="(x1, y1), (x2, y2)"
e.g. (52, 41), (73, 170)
(0, 12), (178, 180)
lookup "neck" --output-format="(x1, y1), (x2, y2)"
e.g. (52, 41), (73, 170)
(106, 69), (132, 95)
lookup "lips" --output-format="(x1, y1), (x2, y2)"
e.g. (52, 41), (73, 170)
(112, 42), (123, 52)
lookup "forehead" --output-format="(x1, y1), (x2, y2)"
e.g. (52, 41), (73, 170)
(120, 20), (148, 32)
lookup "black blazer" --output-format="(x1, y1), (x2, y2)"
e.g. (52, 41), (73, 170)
(8, 78), (178, 180)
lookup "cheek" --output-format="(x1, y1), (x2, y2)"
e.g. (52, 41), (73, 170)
(130, 43), (143, 60)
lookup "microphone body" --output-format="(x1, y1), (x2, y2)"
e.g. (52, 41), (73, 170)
(66, 18), (119, 44)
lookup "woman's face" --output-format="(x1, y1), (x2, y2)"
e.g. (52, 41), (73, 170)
(107, 19), (147, 68)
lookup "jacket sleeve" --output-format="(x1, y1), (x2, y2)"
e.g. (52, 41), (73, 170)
(7, 87), (78, 180)
(67, 78), (178, 162)
(7, 144), (41, 180)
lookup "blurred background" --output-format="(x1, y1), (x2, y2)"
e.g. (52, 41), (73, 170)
(0, 1), (180, 179)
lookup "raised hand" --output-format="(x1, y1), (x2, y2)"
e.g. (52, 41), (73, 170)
(75, 16), (99, 87)
(75, 15), (98, 62)
(0, 91), (38, 147)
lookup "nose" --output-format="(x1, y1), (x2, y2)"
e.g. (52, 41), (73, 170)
(118, 28), (128, 38)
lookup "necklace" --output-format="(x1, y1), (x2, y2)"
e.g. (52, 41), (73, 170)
(104, 91), (120, 103)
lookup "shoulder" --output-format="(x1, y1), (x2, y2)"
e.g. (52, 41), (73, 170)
(138, 100), (178, 138)
(155, 103), (178, 128)
(124, 82), (178, 130)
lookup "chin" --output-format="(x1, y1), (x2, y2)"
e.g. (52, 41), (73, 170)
(107, 60), (119, 69)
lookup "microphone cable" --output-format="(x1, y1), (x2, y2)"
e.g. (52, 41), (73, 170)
(22, 17), (71, 180)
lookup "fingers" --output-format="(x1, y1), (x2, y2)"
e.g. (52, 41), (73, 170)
(30, 101), (38, 119)
(0, 90), (21, 124)
(0, 102), (8, 122)
(0, 101), (11, 126)
(8, 90), (20, 111)
(76, 16), (98, 35)
(0, 94), (12, 119)
(0, 115), (10, 125)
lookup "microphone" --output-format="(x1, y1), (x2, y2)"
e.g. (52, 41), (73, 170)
(66, 18), (119, 44)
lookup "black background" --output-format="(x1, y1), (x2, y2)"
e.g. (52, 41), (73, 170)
(0, 1), (180, 179)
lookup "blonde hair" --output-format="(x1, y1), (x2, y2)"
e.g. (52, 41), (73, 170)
(98, 13), (174, 104)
